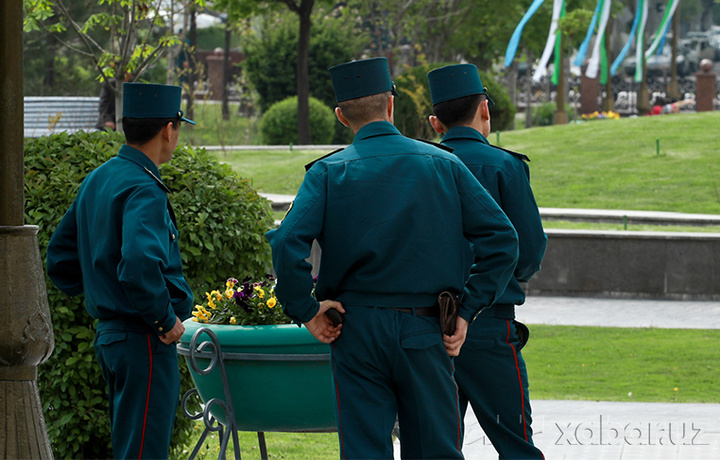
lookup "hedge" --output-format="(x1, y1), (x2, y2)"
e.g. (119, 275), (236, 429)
(259, 96), (336, 145)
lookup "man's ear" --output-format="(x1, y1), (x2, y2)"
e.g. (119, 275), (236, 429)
(387, 94), (394, 120)
(479, 99), (490, 122)
(162, 122), (175, 142)
(335, 107), (350, 127)
(428, 115), (445, 135)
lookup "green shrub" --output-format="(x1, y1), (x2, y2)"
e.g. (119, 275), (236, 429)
(25, 130), (274, 459)
(394, 63), (517, 140)
(531, 101), (574, 127)
(259, 96), (336, 145)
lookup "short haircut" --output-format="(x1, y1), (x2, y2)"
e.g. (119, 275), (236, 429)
(123, 117), (179, 145)
(432, 94), (486, 128)
(337, 91), (391, 125)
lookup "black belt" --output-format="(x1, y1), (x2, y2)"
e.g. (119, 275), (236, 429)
(388, 306), (439, 317)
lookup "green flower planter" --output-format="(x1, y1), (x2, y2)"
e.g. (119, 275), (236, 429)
(178, 319), (336, 432)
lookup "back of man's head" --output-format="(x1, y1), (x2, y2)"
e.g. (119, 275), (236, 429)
(432, 94), (484, 128)
(337, 91), (392, 126)
(123, 117), (179, 145)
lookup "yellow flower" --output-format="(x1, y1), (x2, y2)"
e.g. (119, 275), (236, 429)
(212, 290), (222, 301)
(267, 298), (277, 308)
(208, 299), (216, 309)
(225, 289), (234, 299)
(205, 292), (213, 302)
(230, 317), (237, 325)
(226, 279), (236, 289)
(254, 286), (265, 298)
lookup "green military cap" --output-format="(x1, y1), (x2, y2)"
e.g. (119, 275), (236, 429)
(427, 64), (495, 108)
(329, 57), (399, 102)
(122, 83), (196, 124)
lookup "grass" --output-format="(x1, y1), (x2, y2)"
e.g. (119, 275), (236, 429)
(175, 428), (338, 460)
(541, 220), (720, 232)
(523, 325), (720, 403)
(174, 325), (720, 459)
(200, 111), (720, 215)
(181, 101), (260, 147)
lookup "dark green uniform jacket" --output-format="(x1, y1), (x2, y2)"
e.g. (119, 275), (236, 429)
(47, 144), (193, 331)
(266, 121), (519, 324)
(441, 126), (547, 306)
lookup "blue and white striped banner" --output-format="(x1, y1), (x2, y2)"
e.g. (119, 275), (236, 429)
(610, 0), (643, 76)
(585, 0), (612, 78)
(504, 0), (547, 67)
(634, 0), (649, 82)
(574, 0), (603, 67)
(533, 0), (565, 81)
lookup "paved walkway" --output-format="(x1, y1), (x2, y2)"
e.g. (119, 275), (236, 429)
(395, 296), (720, 459)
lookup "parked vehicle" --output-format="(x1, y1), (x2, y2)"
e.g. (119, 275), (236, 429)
(622, 45), (691, 77)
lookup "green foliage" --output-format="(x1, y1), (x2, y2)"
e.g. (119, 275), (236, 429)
(259, 96), (336, 145)
(531, 102), (574, 127)
(242, 11), (366, 113)
(394, 63), (516, 140)
(25, 130), (273, 458)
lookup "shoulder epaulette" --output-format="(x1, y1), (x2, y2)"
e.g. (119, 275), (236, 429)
(304, 148), (345, 172)
(142, 167), (171, 193)
(493, 146), (531, 163)
(415, 138), (455, 154)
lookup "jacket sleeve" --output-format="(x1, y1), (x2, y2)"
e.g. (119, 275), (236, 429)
(117, 186), (177, 334)
(266, 169), (325, 325)
(457, 165), (519, 321)
(47, 201), (84, 296)
(500, 161), (547, 283)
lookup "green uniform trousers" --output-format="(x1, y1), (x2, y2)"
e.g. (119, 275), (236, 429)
(454, 313), (543, 459)
(95, 327), (181, 459)
(330, 306), (464, 459)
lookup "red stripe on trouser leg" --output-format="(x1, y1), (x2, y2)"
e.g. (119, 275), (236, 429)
(332, 341), (345, 459)
(138, 333), (153, 460)
(452, 360), (462, 451)
(506, 319), (529, 442)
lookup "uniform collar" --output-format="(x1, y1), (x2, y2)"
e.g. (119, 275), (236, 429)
(118, 145), (161, 176)
(442, 126), (489, 145)
(117, 144), (170, 193)
(353, 121), (401, 142)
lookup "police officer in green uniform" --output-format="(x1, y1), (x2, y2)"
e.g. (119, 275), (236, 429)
(428, 64), (547, 459)
(47, 83), (196, 460)
(266, 57), (520, 459)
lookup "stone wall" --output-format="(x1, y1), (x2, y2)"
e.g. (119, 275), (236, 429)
(526, 229), (720, 300)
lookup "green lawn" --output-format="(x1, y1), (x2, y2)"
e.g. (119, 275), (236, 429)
(202, 111), (720, 215)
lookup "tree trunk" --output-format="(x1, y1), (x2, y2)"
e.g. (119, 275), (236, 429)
(553, 35), (568, 125)
(222, 21), (231, 121)
(507, 60), (518, 131)
(638, 57), (650, 115)
(296, 0), (314, 145)
(186, 5), (197, 121)
(525, 49), (533, 129)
